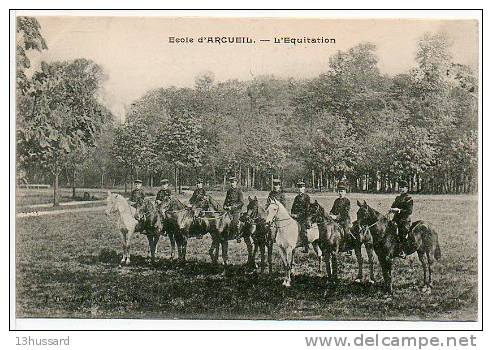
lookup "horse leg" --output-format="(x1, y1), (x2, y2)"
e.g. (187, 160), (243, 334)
(378, 255), (392, 294)
(278, 246), (288, 286)
(181, 239), (188, 261)
(259, 244), (266, 273)
(252, 242), (259, 270)
(324, 249), (332, 282)
(244, 235), (254, 268)
(126, 229), (133, 265)
(367, 245), (375, 284)
(426, 250), (434, 289)
(267, 241), (274, 274)
(221, 240), (229, 275)
(284, 247), (294, 287)
(169, 231), (177, 260)
(119, 229), (127, 265)
(146, 235), (153, 262)
(209, 236), (218, 264)
(354, 244), (363, 282)
(385, 258), (393, 294)
(332, 253), (339, 285)
(313, 241), (323, 274)
(417, 251), (428, 290)
(153, 234), (160, 260)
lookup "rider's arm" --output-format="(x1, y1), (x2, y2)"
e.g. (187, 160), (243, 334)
(400, 198), (413, 216)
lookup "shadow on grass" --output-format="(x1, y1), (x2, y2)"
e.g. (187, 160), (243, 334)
(76, 248), (388, 298)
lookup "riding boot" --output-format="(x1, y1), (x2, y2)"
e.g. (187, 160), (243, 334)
(398, 234), (407, 259)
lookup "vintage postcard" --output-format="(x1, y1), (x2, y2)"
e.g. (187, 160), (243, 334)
(12, 12), (481, 330)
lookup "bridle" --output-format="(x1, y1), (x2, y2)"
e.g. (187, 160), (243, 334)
(266, 203), (294, 229)
(358, 210), (392, 236)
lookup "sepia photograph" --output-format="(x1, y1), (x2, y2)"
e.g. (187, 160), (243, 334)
(12, 12), (480, 326)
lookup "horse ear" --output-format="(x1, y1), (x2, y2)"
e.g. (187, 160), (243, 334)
(254, 196), (257, 200)
(315, 199), (318, 204)
(363, 200), (367, 206)
(357, 200), (362, 207)
(248, 196), (252, 201)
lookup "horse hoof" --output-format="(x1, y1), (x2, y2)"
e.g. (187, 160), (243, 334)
(354, 278), (362, 283)
(126, 259), (131, 265)
(368, 279), (375, 285)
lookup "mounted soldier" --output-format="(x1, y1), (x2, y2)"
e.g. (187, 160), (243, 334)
(290, 180), (310, 253)
(129, 179), (145, 218)
(223, 176), (244, 243)
(189, 178), (208, 209)
(329, 181), (353, 256)
(266, 178), (286, 207)
(155, 178), (173, 210)
(389, 180), (413, 259)
(128, 179), (146, 232)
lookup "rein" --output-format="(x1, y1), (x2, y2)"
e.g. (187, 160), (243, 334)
(360, 212), (392, 235)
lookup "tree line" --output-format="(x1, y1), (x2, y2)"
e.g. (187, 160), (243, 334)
(16, 17), (478, 206)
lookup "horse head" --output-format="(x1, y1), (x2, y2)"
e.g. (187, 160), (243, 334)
(307, 200), (326, 225)
(105, 191), (116, 216)
(265, 198), (281, 224)
(356, 199), (373, 226)
(242, 196), (259, 223)
(105, 191), (126, 216)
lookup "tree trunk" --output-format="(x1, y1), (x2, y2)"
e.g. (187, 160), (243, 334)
(124, 173), (128, 193)
(239, 164), (242, 187)
(247, 166), (250, 189)
(72, 168), (76, 199)
(174, 165), (178, 193)
(252, 167), (256, 190)
(101, 172), (104, 189)
(53, 170), (60, 207)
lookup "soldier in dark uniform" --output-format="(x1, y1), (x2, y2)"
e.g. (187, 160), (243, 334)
(389, 180), (413, 259)
(155, 178), (172, 210)
(329, 181), (353, 256)
(223, 176), (244, 242)
(266, 178), (286, 207)
(189, 178), (208, 208)
(129, 179), (145, 219)
(290, 180), (310, 253)
(129, 179), (145, 232)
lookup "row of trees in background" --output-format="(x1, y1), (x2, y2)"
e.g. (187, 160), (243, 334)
(108, 35), (477, 194)
(17, 17), (479, 206)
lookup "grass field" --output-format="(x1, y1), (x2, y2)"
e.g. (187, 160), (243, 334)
(15, 191), (478, 321)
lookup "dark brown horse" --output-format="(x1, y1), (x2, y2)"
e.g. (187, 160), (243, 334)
(160, 197), (204, 261)
(356, 200), (441, 294)
(351, 219), (376, 284)
(136, 199), (164, 264)
(195, 208), (246, 274)
(305, 201), (342, 288)
(240, 196), (275, 274)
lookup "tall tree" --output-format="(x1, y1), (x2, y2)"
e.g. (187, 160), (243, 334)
(17, 59), (110, 205)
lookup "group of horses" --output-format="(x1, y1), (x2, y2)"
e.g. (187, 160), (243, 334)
(105, 191), (441, 294)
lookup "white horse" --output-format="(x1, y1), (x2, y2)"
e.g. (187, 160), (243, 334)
(105, 191), (137, 265)
(265, 198), (322, 287)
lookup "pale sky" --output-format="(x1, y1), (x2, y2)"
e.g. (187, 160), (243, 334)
(26, 17), (478, 120)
